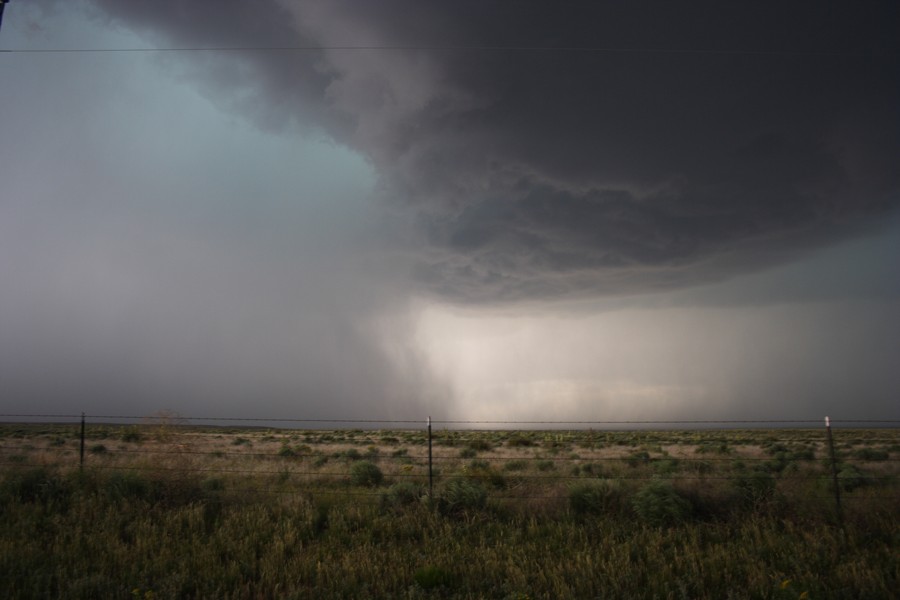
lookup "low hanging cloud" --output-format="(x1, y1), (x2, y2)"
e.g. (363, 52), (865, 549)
(75, 0), (900, 302)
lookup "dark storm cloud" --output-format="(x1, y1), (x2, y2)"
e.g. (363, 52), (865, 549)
(84, 0), (900, 302)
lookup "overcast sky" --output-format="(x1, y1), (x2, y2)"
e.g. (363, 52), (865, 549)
(1, 1), (897, 424)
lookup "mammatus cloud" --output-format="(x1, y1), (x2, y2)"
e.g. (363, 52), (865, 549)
(78, 0), (900, 303)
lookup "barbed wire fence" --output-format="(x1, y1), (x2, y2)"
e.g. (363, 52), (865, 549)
(1, 413), (898, 524)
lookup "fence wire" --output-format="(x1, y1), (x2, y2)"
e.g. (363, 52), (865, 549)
(1, 412), (897, 510)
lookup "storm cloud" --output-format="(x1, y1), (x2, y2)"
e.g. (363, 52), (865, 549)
(2, 1), (898, 422)
(80, 0), (900, 302)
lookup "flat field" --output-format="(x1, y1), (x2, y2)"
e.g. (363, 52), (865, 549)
(1, 423), (897, 598)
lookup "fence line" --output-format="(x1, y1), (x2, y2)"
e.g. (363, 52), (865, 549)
(2, 412), (898, 523)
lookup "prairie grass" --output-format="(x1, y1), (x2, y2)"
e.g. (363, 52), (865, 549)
(0, 424), (897, 598)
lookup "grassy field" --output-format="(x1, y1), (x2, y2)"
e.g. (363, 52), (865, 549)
(1, 423), (897, 598)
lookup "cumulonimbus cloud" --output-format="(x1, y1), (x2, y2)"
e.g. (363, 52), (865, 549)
(88, 0), (900, 303)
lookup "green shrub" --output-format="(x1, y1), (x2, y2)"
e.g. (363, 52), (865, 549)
(506, 435), (534, 448)
(380, 482), (424, 510)
(2, 468), (70, 505)
(467, 439), (492, 452)
(788, 448), (815, 461)
(631, 481), (692, 526)
(837, 464), (869, 491)
(349, 461), (383, 487)
(503, 460), (528, 472)
(536, 460), (556, 472)
(733, 470), (776, 507)
(459, 447), (477, 459)
(339, 448), (363, 461)
(571, 462), (605, 477)
(568, 480), (623, 516)
(653, 459), (680, 475)
(278, 445), (297, 457)
(853, 448), (889, 461)
(120, 427), (143, 443)
(468, 459), (490, 471)
(104, 471), (156, 502)
(625, 451), (651, 467)
(437, 479), (487, 514)
(90, 444), (108, 454)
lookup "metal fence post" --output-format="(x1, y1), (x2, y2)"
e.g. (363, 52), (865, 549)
(79, 412), (86, 471)
(427, 416), (434, 503)
(825, 416), (843, 529)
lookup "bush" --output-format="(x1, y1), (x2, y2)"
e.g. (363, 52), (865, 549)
(104, 471), (157, 502)
(278, 445), (297, 457)
(853, 448), (889, 461)
(1, 468), (70, 506)
(349, 461), (383, 487)
(336, 448), (363, 461)
(506, 435), (534, 448)
(120, 427), (143, 443)
(459, 447), (477, 459)
(503, 460), (528, 472)
(467, 439), (492, 452)
(733, 470), (776, 507)
(569, 480), (623, 516)
(837, 464), (869, 492)
(437, 479), (487, 514)
(380, 482), (424, 510)
(653, 459), (680, 475)
(625, 451), (651, 468)
(631, 481), (692, 526)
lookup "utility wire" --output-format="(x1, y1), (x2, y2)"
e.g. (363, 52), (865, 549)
(0, 45), (895, 58)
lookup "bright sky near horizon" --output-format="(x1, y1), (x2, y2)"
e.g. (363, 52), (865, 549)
(1, 1), (898, 423)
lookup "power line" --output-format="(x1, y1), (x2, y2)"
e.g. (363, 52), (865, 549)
(0, 45), (894, 58)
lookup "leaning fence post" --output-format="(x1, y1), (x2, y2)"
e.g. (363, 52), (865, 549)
(79, 412), (86, 471)
(427, 416), (434, 503)
(825, 416), (843, 529)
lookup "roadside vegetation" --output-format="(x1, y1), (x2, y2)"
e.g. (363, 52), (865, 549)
(0, 423), (897, 598)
